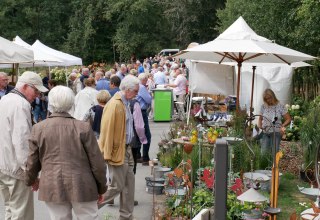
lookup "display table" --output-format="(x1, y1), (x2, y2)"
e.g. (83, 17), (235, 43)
(152, 89), (173, 122)
(301, 208), (320, 220)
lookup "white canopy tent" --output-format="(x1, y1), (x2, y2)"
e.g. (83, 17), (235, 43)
(14, 36), (63, 67)
(185, 60), (310, 124)
(32, 40), (82, 66)
(0, 36), (34, 64)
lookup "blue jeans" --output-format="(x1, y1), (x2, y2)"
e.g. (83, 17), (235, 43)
(260, 132), (281, 156)
(33, 105), (47, 123)
(141, 110), (151, 162)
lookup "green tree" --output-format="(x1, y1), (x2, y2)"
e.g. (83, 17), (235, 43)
(103, 0), (172, 61)
(0, 0), (71, 50)
(62, 0), (114, 64)
(159, 0), (225, 48)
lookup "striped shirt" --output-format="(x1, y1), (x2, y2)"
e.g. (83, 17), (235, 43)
(121, 93), (134, 144)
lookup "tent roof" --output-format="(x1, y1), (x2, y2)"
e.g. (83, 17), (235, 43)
(32, 40), (82, 66)
(217, 16), (270, 42)
(14, 36), (64, 67)
(0, 36), (34, 64)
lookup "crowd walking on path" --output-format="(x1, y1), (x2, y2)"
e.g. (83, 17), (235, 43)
(0, 53), (188, 220)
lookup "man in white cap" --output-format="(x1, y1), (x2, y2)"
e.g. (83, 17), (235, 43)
(0, 71), (48, 220)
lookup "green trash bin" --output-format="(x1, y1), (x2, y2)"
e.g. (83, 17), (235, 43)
(153, 89), (173, 122)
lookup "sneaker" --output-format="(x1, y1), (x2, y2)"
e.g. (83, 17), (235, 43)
(134, 200), (138, 206)
(142, 161), (149, 166)
(136, 158), (143, 163)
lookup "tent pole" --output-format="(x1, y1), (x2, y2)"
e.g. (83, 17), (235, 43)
(236, 62), (242, 112)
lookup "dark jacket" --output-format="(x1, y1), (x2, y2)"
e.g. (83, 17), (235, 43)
(5, 85), (14, 95)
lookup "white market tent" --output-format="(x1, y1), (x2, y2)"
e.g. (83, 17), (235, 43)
(0, 36), (34, 64)
(186, 60), (308, 117)
(32, 40), (82, 66)
(14, 36), (64, 67)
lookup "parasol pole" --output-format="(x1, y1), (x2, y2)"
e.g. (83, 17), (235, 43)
(236, 61), (242, 112)
(249, 66), (256, 126)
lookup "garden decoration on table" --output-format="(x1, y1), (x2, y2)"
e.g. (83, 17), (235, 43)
(163, 159), (193, 219)
(227, 189), (268, 220)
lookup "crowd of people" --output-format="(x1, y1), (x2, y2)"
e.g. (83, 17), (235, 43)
(0, 54), (189, 220)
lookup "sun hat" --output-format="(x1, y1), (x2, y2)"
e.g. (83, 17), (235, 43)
(18, 71), (48, 92)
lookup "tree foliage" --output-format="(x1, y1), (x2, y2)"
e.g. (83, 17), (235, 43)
(0, 0), (318, 70)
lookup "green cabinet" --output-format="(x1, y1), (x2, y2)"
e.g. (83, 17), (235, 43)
(153, 89), (173, 121)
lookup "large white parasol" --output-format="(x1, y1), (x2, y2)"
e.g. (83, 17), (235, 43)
(175, 16), (315, 110)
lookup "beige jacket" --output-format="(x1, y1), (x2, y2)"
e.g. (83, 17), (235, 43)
(25, 112), (107, 202)
(99, 92), (126, 165)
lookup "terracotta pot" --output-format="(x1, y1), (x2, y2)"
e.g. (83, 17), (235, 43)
(183, 144), (193, 154)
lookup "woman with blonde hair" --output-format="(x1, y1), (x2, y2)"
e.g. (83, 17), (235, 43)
(83, 90), (111, 139)
(258, 88), (291, 155)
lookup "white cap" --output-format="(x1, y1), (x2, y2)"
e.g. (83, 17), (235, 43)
(18, 71), (48, 93)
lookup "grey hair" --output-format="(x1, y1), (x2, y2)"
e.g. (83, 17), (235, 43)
(48, 86), (75, 113)
(95, 71), (104, 78)
(0, 72), (8, 77)
(119, 75), (140, 91)
(69, 72), (77, 78)
(138, 73), (148, 81)
(82, 68), (89, 74)
(105, 71), (112, 79)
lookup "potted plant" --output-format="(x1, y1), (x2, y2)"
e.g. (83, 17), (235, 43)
(300, 97), (320, 174)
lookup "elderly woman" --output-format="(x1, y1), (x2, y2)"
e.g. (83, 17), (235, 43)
(25, 86), (106, 220)
(258, 88), (291, 155)
(83, 90), (111, 139)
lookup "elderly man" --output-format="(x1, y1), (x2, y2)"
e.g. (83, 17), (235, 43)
(80, 67), (90, 88)
(136, 73), (152, 165)
(116, 66), (127, 80)
(95, 70), (110, 91)
(153, 66), (166, 86)
(136, 60), (144, 74)
(0, 71), (48, 220)
(98, 75), (140, 220)
(0, 72), (14, 99)
(166, 68), (188, 121)
(69, 72), (82, 95)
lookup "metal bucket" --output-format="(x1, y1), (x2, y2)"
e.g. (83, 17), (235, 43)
(164, 187), (186, 196)
(255, 170), (282, 189)
(145, 182), (164, 195)
(153, 167), (171, 179)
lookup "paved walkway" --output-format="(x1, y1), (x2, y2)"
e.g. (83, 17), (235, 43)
(0, 121), (171, 220)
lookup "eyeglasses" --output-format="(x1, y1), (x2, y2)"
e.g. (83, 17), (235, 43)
(27, 84), (40, 95)
(129, 88), (139, 93)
